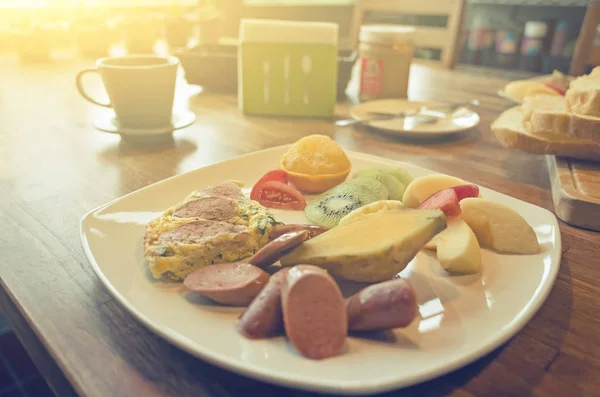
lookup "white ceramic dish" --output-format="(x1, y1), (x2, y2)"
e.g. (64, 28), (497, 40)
(497, 89), (522, 105)
(93, 109), (196, 138)
(349, 99), (480, 137)
(81, 145), (561, 395)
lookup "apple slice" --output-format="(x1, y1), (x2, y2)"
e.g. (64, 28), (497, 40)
(432, 219), (482, 274)
(460, 198), (539, 255)
(403, 175), (469, 208)
(418, 189), (461, 217)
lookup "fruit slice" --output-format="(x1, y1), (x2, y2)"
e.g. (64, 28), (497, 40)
(255, 181), (306, 210)
(354, 166), (413, 188)
(304, 183), (378, 228)
(451, 184), (480, 201)
(353, 169), (405, 200)
(460, 198), (539, 255)
(280, 208), (447, 282)
(402, 175), (469, 208)
(338, 200), (404, 226)
(428, 219), (482, 274)
(280, 134), (351, 193)
(345, 178), (389, 200)
(417, 188), (461, 217)
(250, 170), (289, 201)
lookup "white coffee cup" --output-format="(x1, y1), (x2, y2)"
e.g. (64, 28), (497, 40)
(76, 55), (179, 129)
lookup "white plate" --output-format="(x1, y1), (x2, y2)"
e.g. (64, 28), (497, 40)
(497, 89), (522, 105)
(81, 145), (561, 395)
(349, 99), (480, 138)
(93, 109), (196, 138)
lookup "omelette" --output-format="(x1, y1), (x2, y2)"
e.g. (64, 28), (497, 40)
(144, 181), (280, 281)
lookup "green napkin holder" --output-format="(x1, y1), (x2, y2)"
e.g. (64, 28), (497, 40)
(238, 19), (338, 118)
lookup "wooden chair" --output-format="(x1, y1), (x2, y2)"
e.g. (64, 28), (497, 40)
(570, 1), (600, 76)
(349, 0), (466, 69)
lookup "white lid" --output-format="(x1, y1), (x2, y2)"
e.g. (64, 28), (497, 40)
(239, 19), (338, 45)
(524, 21), (548, 38)
(359, 24), (415, 45)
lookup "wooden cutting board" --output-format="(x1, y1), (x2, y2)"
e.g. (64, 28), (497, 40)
(547, 155), (600, 231)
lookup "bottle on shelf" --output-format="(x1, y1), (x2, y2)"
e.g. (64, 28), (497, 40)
(519, 21), (548, 73)
(495, 26), (521, 69)
(465, 13), (495, 66)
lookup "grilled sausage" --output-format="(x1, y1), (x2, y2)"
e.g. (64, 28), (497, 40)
(346, 278), (417, 332)
(268, 224), (328, 241)
(249, 230), (309, 268)
(237, 268), (288, 339)
(183, 263), (269, 307)
(281, 265), (347, 360)
(173, 196), (238, 220)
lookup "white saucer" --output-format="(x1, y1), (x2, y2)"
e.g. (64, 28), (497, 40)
(350, 99), (480, 138)
(93, 110), (196, 138)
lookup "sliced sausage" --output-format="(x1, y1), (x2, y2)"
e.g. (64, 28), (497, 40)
(281, 265), (347, 360)
(173, 196), (238, 220)
(198, 181), (243, 199)
(159, 220), (249, 245)
(237, 268), (289, 339)
(268, 224), (328, 241)
(346, 278), (417, 332)
(184, 263), (269, 307)
(249, 230), (309, 268)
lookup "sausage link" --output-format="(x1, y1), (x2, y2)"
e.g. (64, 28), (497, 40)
(237, 268), (288, 339)
(183, 263), (269, 307)
(249, 230), (309, 268)
(268, 224), (328, 241)
(281, 265), (347, 360)
(346, 278), (417, 332)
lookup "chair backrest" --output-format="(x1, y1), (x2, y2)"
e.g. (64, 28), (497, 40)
(570, 1), (600, 76)
(350, 0), (467, 69)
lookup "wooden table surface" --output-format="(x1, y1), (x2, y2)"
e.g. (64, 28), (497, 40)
(1, 55), (599, 397)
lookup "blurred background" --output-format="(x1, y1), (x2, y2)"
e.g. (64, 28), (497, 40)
(0, 0), (597, 76)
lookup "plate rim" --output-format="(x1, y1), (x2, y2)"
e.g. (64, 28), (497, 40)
(80, 145), (562, 395)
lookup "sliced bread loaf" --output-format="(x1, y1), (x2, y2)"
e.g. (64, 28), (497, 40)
(491, 106), (600, 161)
(522, 95), (600, 142)
(565, 71), (600, 118)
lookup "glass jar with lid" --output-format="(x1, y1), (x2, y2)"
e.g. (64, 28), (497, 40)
(357, 24), (415, 101)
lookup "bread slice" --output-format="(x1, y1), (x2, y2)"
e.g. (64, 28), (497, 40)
(522, 95), (600, 142)
(491, 106), (600, 161)
(565, 72), (600, 118)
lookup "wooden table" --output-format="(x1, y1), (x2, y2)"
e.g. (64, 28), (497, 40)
(1, 55), (599, 397)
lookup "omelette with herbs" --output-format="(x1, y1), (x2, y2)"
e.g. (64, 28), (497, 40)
(144, 181), (280, 281)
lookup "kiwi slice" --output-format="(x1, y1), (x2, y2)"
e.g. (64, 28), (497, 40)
(353, 169), (405, 201)
(344, 177), (389, 200)
(305, 183), (379, 228)
(354, 166), (413, 188)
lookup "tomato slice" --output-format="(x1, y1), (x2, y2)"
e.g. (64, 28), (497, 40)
(256, 181), (306, 210)
(544, 82), (566, 96)
(450, 184), (479, 201)
(418, 188), (461, 217)
(250, 170), (289, 201)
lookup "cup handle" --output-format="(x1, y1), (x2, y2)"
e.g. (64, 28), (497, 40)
(75, 67), (111, 108)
